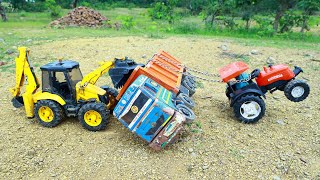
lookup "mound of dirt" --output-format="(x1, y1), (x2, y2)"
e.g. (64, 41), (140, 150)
(50, 6), (108, 27)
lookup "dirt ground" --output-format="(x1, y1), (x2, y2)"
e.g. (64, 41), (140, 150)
(0, 36), (319, 179)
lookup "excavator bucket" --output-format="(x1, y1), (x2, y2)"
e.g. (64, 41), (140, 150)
(12, 96), (24, 108)
(109, 57), (144, 89)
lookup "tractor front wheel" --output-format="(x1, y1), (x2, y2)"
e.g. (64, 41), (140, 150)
(233, 95), (265, 123)
(78, 103), (109, 131)
(35, 100), (65, 128)
(284, 79), (310, 102)
(176, 93), (195, 109)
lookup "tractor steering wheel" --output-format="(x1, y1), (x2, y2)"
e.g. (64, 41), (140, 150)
(250, 69), (260, 79)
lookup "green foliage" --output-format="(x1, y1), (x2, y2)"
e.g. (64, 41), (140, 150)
(45, 0), (62, 18)
(118, 15), (136, 29)
(148, 0), (178, 24)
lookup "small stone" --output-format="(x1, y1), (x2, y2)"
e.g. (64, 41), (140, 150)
(220, 44), (228, 51)
(0, 62), (7, 66)
(188, 148), (194, 153)
(250, 49), (259, 55)
(6, 49), (14, 55)
(267, 56), (275, 64)
(273, 96), (280, 100)
(26, 39), (32, 43)
(276, 120), (285, 125)
(300, 157), (307, 164)
(272, 175), (281, 180)
(202, 164), (209, 170)
(142, 54), (147, 58)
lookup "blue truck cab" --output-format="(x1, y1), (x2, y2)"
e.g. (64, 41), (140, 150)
(113, 75), (186, 150)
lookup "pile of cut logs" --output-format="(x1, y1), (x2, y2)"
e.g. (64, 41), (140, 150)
(50, 6), (108, 27)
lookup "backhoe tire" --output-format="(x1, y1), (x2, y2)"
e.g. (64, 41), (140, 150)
(233, 95), (265, 123)
(35, 100), (65, 128)
(284, 79), (310, 102)
(78, 103), (109, 131)
(100, 86), (119, 111)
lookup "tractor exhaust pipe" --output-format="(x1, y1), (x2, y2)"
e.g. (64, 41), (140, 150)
(293, 66), (303, 77)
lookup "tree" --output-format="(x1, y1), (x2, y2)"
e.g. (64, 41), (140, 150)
(298, 0), (320, 33)
(236, 0), (259, 29)
(272, 0), (297, 32)
(0, 0), (8, 21)
(72, 0), (79, 8)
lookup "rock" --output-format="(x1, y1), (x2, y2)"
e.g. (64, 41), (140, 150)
(300, 157), (307, 164)
(272, 175), (281, 180)
(26, 39), (32, 43)
(188, 148), (194, 153)
(6, 49), (14, 55)
(220, 44), (228, 51)
(142, 54), (147, 58)
(250, 49), (259, 55)
(49, 7), (109, 28)
(0, 62), (7, 66)
(267, 56), (275, 64)
(276, 120), (285, 125)
(202, 164), (209, 170)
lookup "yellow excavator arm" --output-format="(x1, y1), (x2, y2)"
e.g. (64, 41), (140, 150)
(79, 61), (115, 87)
(10, 47), (40, 97)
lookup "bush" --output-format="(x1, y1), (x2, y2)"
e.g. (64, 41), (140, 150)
(148, 0), (178, 24)
(24, 2), (47, 12)
(45, 0), (62, 18)
(117, 16), (136, 29)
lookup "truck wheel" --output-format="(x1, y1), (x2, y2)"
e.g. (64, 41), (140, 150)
(182, 79), (196, 97)
(177, 93), (195, 109)
(35, 100), (65, 128)
(78, 103), (109, 131)
(284, 79), (310, 102)
(176, 104), (196, 124)
(233, 95), (265, 123)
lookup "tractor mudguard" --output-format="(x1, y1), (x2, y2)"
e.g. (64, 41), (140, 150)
(229, 83), (265, 107)
(33, 91), (66, 106)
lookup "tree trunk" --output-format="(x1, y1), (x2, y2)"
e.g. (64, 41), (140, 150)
(72, 0), (79, 8)
(0, 3), (7, 22)
(273, 11), (283, 32)
(245, 19), (250, 29)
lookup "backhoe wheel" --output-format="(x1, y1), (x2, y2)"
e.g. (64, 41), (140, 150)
(284, 79), (310, 102)
(100, 86), (119, 111)
(176, 104), (196, 124)
(78, 103), (109, 131)
(177, 93), (195, 109)
(35, 100), (65, 128)
(182, 79), (196, 97)
(233, 95), (265, 123)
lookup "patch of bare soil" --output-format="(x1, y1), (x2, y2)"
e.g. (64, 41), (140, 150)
(0, 36), (319, 179)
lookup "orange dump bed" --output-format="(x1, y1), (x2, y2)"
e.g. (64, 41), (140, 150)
(117, 50), (185, 100)
(219, 61), (249, 82)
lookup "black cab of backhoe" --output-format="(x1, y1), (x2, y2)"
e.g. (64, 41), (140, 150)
(40, 60), (83, 102)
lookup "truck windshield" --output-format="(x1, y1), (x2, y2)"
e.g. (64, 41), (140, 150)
(68, 67), (83, 91)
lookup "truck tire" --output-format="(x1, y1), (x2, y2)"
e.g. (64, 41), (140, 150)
(78, 103), (109, 131)
(284, 79), (310, 102)
(176, 104), (196, 124)
(176, 93), (195, 109)
(35, 100), (65, 128)
(233, 94), (265, 123)
(182, 79), (196, 97)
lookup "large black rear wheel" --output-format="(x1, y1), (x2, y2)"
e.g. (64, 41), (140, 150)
(35, 100), (65, 128)
(233, 95), (265, 123)
(78, 103), (109, 131)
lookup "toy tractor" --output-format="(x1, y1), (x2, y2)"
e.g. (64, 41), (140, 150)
(10, 47), (142, 131)
(220, 62), (310, 123)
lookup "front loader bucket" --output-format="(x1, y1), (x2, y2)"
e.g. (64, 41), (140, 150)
(109, 58), (144, 89)
(12, 96), (24, 108)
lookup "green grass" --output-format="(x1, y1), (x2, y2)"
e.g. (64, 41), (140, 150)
(0, 8), (319, 57)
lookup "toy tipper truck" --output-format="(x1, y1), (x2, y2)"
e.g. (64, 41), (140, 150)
(113, 75), (194, 150)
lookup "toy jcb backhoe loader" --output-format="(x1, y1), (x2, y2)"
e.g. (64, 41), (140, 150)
(9, 47), (133, 131)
